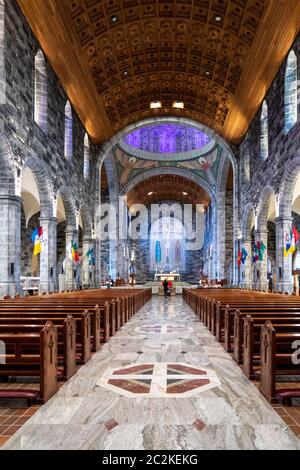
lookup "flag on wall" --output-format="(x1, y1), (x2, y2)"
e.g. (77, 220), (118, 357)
(257, 241), (266, 261)
(241, 248), (248, 265)
(251, 244), (259, 264)
(71, 240), (80, 262)
(31, 226), (43, 256)
(237, 250), (242, 266)
(284, 226), (300, 257)
(86, 248), (95, 266)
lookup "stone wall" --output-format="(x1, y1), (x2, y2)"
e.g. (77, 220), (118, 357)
(239, 35), (300, 212)
(0, 1), (99, 294)
(239, 31), (300, 292)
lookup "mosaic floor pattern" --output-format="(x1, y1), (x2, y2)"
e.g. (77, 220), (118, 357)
(2, 296), (300, 450)
(99, 362), (220, 397)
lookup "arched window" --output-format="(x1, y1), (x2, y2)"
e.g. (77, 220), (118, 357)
(64, 101), (73, 161)
(83, 133), (90, 179)
(242, 139), (251, 183)
(284, 50), (298, 134)
(34, 50), (48, 133)
(260, 101), (268, 160)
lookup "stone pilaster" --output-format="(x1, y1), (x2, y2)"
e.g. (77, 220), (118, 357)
(39, 216), (57, 293)
(275, 216), (293, 293)
(0, 195), (22, 297)
(82, 235), (95, 288)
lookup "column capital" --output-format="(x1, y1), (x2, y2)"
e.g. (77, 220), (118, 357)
(241, 237), (252, 244)
(39, 216), (57, 224)
(83, 233), (92, 242)
(65, 226), (77, 235)
(0, 194), (22, 204)
(254, 229), (268, 236)
(275, 216), (293, 224)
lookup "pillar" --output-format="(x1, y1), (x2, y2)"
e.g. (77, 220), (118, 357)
(82, 235), (95, 288)
(275, 216), (293, 293)
(234, 239), (240, 287)
(255, 229), (268, 291)
(0, 195), (21, 297)
(39, 216), (57, 293)
(65, 226), (78, 290)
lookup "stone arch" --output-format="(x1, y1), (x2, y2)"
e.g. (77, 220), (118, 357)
(279, 156), (300, 218)
(95, 117), (238, 179)
(0, 132), (16, 195)
(79, 202), (92, 236)
(21, 156), (54, 217)
(56, 185), (77, 227)
(242, 204), (256, 239)
(121, 166), (215, 204)
(257, 185), (277, 230)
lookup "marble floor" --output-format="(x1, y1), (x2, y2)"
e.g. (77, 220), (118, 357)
(3, 296), (300, 450)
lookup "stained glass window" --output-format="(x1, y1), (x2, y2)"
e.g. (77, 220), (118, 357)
(284, 50), (298, 134)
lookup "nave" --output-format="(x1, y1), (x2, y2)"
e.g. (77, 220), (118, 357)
(3, 296), (300, 451)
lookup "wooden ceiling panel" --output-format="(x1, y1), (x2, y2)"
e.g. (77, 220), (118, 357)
(17, 0), (300, 144)
(126, 174), (211, 208)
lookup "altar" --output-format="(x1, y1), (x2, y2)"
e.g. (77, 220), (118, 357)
(154, 273), (181, 282)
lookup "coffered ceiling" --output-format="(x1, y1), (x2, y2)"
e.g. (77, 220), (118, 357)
(17, 0), (300, 144)
(126, 174), (211, 207)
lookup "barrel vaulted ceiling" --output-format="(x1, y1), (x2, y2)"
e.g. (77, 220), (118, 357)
(17, 0), (300, 144)
(126, 174), (211, 207)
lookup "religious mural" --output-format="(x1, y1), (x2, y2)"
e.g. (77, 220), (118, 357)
(113, 123), (223, 191)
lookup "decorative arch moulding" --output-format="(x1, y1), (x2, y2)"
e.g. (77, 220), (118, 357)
(16, 0), (300, 145)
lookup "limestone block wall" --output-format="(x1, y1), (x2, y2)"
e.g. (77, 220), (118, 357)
(1, 0), (98, 212)
(238, 31), (300, 291)
(239, 35), (300, 215)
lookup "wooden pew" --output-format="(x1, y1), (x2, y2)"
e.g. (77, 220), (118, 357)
(0, 321), (58, 403)
(0, 315), (76, 380)
(0, 311), (91, 364)
(242, 315), (300, 379)
(259, 321), (300, 402)
(233, 310), (300, 364)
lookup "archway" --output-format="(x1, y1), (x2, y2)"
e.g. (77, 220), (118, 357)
(95, 117), (237, 286)
(256, 186), (277, 291)
(20, 166), (41, 293)
(241, 205), (256, 289)
(56, 186), (77, 291)
(125, 173), (210, 284)
(19, 158), (54, 293)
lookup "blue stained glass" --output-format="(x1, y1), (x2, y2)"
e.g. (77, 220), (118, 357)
(123, 124), (210, 154)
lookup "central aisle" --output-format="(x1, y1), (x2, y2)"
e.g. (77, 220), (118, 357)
(4, 296), (300, 450)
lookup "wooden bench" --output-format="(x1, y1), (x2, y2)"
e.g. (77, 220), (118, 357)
(0, 315), (76, 380)
(0, 321), (58, 403)
(259, 321), (300, 402)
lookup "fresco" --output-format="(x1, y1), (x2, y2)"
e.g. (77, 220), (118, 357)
(114, 145), (222, 190)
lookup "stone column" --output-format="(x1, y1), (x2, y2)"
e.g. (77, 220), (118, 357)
(39, 216), (57, 293)
(65, 226), (78, 290)
(82, 235), (95, 288)
(275, 216), (293, 293)
(241, 238), (252, 289)
(255, 229), (268, 291)
(234, 239), (240, 287)
(0, 195), (22, 297)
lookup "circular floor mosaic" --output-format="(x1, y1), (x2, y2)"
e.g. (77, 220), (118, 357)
(98, 362), (220, 398)
(135, 325), (194, 334)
